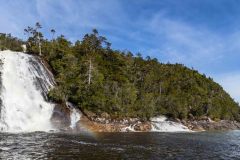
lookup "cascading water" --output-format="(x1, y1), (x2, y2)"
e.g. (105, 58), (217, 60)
(121, 116), (190, 132)
(70, 108), (81, 129)
(67, 102), (81, 129)
(150, 116), (190, 132)
(0, 50), (55, 132)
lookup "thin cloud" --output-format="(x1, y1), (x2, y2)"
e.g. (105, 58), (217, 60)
(0, 0), (239, 102)
(140, 12), (225, 67)
(214, 73), (240, 103)
(36, 0), (127, 30)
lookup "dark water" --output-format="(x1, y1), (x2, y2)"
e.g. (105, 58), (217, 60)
(0, 131), (240, 160)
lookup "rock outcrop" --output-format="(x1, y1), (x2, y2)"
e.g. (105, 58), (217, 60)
(184, 119), (240, 131)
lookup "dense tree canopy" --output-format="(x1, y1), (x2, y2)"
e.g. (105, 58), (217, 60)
(0, 33), (23, 51)
(1, 23), (239, 121)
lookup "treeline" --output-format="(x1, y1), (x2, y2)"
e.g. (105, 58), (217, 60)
(0, 33), (23, 51)
(1, 23), (240, 121)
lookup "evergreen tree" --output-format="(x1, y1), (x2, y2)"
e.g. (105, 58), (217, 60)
(4, 23), (236, 121)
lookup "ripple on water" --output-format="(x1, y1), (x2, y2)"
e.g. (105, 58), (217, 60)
(0, 131), (240, 159)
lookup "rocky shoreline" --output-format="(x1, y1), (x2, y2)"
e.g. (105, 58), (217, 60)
(183, 119), (240, 131)
(77, 115), (152, 132)
(51, 104), (240, 132)
(76, 111), (240, 132)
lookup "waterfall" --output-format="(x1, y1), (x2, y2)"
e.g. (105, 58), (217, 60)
(0, 50), (55, 132)
(151, 116), (190, 132)
(70, 108), (81, 129)
(67, 102), (81, 129)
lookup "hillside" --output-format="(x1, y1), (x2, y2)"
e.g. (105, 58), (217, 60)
(1, 26), (239, 121)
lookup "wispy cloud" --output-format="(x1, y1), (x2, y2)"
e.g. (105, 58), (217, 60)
(0, 0), (239, 102)
(133, 12), (240, 102)
(0, 1), (37, 37)
(35, 0), (129, 39)
(138, 12), (226, 70)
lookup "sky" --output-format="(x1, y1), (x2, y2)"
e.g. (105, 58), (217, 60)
(0, 0), (240, 102)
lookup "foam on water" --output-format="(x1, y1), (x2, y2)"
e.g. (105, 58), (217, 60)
(0, 51), (55, 132)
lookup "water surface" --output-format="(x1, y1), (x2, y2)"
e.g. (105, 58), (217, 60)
(0, 131), (240, 159)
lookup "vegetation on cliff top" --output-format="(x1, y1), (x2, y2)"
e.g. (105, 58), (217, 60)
(0, 23), (239, 121)
(0, 33), (23, 51)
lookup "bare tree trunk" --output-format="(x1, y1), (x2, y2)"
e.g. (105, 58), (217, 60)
(52, 33), (55, 41)
(37, 32), (42, 56)
(88, 58), (92, 85)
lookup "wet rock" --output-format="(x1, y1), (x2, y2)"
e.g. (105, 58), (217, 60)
(185, 119), (240, 131)
(78, 115), (127, 132)
(51, 104), (71, 129)
(134, 122), (152, 131)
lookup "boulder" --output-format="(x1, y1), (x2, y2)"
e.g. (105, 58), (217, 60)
(134, 122), (152, 131)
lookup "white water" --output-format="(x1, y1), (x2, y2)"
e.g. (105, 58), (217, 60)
(121, 116), (190, 132)
(70, 108), (81, 129)
(67, 102), (81, 129)
(0, 51), (55, 132)
(151, 116), (190, 132)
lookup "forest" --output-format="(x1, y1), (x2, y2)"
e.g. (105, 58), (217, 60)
(1, 23), (239, 121)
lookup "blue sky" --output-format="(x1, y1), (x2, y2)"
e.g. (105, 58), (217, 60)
(0, 0), (240, 102)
